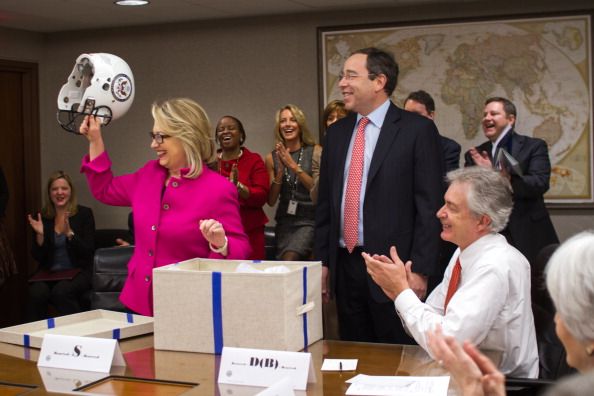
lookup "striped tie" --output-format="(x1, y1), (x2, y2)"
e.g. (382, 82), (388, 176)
(343, 117), (369, 253)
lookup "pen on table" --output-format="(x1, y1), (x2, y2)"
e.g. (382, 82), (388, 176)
(339, 361), (342, 372)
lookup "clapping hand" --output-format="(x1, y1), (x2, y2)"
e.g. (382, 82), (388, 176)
(27, 213), (44, 235)
(275, 142), (298, 171)
(229, 163), (239, 186)
(362, 246), (411, 301)
(427, 326), (506, 396)
(468, 147), (492, 168)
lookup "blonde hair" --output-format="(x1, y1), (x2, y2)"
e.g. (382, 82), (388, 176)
(151, 98), (215, 179)
(274, 104), (316, 146)
(42, 170), (78, 218)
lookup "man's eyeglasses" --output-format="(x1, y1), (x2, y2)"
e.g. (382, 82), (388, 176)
(149, 132), (170, 144)
(338, 72), (377, 81)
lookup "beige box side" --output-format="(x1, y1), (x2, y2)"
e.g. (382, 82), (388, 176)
(153, 263), (215, 353)
(153, 259), (323, 353)
(220, 271), (286, 350)
(282, 263), (323, 351)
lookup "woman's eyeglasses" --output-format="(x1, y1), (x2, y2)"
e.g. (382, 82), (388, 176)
(149, 132), (170, 144)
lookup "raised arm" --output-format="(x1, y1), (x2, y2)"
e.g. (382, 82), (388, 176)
(79, 115), (106, 161)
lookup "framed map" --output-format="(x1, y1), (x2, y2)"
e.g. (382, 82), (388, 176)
(319, 14), (593, 205)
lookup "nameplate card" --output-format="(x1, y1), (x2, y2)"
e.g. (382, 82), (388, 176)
(218, 347), (316, 391)
(38, 334), (125, 373)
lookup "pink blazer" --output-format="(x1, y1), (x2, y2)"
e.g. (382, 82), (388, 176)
(81, 152), (250, 316)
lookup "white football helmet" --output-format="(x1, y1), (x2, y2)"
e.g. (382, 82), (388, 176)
(57, 53), (135, 133)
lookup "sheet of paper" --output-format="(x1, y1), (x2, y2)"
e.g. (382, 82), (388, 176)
(320, 358), (358, 371)
(345, 375), (450, 396)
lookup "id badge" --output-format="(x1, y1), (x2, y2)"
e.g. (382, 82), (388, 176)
(287, 199), (298, 215)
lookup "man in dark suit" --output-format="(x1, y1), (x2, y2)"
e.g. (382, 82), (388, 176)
(464, 97), (559, 266)
(404, 90), (461, 172)
(314, 47), (444, 343)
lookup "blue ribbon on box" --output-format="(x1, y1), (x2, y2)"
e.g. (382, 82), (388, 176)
(22, 317), (56, 347)
(210, 267), (310, 354)
(212, 271), (224, 355)
(302, 266), (308, 350)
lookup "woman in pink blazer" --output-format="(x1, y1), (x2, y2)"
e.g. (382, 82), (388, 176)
(80, 98), (250, 316)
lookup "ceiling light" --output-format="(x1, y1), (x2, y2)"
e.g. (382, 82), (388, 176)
(114, 0), (150, 6)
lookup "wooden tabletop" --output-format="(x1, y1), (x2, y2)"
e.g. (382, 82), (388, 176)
(0, 336), (466, 395)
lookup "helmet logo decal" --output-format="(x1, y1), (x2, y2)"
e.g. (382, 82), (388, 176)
(112, 73), (133, 102)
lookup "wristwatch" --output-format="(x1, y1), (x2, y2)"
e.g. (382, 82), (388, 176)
(295, 166), (303, 174)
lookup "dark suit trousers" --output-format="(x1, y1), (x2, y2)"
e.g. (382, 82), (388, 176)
(335, 247), (416, 344)
(27, 270), (91, 321)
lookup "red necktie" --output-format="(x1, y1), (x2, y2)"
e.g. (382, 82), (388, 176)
(444, 258), (461, 313)
(344, 117), (369, 253)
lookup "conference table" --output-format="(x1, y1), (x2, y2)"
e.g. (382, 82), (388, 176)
(0, 335), (478, 395)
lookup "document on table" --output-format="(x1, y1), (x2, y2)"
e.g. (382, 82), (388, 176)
(320, 359), (358, 371)
(345, 374), (450, 396)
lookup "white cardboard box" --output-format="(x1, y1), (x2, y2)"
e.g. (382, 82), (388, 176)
(0, 310), (153, 348)
(153, 259), (323, 354)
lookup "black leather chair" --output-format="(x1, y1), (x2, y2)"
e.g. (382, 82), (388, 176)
(94, 228), (132, 250)
(90, 246), (133, 312)
(264, 226), (276, 260)
(505, 377), (554, 395)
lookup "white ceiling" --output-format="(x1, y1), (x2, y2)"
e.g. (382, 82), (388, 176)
(0, 0), (475, 33)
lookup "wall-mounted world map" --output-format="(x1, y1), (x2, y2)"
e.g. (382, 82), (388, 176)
(321, 15), (592, 203)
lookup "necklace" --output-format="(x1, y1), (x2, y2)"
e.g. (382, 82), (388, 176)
(283, 147), (304, 198)
(218, 149), (243, 175)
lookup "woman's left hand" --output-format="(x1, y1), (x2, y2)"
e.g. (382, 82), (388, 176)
(199, 219), (227, 249)
(275, 143), (297, 170)
(229, 164), (239, 185)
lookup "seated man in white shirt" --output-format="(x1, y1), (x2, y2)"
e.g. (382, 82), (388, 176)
(363, 166), (539, 378)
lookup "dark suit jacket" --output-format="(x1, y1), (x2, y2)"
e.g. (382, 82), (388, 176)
(315, 102), (445, 302)
(0, 167), (7, 217)
(31, 205), (96, 271)
(464, 130), (559, 264)
(441, 136), (461, 173)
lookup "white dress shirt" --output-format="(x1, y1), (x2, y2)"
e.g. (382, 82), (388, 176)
(394, 233), (539, 378)
(491, 125), (512, 158)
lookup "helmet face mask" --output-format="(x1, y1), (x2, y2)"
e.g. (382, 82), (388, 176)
(57, 53), (134, 134)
